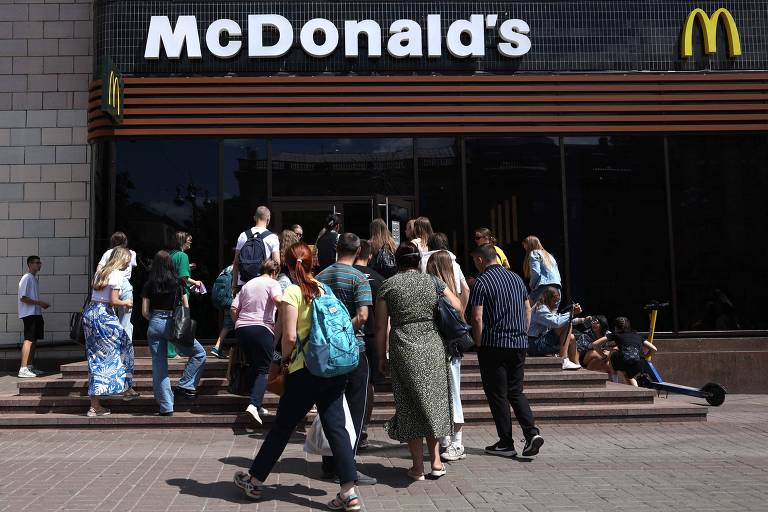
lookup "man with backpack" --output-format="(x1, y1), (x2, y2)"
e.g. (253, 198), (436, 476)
(232, 206), (280, 296)
(316, 233), (377, 486)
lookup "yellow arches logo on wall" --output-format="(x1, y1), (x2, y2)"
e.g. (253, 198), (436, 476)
(101, 60), (124, 124)
(681, 8), (742, 58)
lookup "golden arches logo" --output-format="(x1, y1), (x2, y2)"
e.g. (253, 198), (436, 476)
(107, 70), (122, 117)
(681, 8), (742, 58)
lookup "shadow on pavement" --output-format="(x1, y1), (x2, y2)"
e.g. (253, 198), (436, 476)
(167, 478), (328, 507)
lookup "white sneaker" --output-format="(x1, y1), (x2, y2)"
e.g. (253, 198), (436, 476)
(562, 358), (582, 370)
(258, 407), (269, 416)
(246, 404), (262, 425)
(17, 367), (37, 378)
(28, 366), (44, 376)
(440, 444), (467, 462)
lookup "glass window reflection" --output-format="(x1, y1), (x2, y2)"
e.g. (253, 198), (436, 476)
(223, 139), (268, 257)
(565, 136), (672, 331)
(465, 137), (564, 283)
(115, 139), (220, 339)
(669, 134), (768, 331)
(272, 138), (413, 197)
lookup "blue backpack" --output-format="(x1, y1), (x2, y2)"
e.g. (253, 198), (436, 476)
(211, 266), (233, 311)
(298, 283), (360, 378)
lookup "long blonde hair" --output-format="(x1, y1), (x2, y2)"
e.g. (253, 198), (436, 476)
(279, 229), (300, 265)
(93, 247), (131, 290)
(426, 251), (458, 297)
(522, 235), (555, 278)
(369, 218), (396, 254)
(413, 216), (434, 243)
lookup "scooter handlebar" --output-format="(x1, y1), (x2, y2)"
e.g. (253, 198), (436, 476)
(643, 301), (670, 311)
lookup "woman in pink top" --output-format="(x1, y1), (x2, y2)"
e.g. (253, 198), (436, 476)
(231, 260), (283, 424)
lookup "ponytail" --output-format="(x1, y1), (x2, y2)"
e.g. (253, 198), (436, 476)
(285, 242), (321, 303)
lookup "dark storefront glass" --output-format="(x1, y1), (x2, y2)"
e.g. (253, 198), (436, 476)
(91, 141), (112, 260)
(565, 136), (672, 331)
(114, 139), (220, 339)
(465, 137), (565, 284)
(223, 139), (268, 261)
(272, 138), (414, 197)
(417, 138), (464, 260)
(669, 135), (768, 331)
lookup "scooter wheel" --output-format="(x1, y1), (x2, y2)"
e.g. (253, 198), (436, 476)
(702, 383), (727, 406)
(636, 373), (653, 389)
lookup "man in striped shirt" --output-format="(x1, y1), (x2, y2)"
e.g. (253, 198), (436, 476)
(470, 244), (544, 458)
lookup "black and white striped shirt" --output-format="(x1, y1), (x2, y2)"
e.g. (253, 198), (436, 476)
(470, 264), (529, 349)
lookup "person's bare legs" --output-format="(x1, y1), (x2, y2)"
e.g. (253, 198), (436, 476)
(213, 326), (229, 352)
(426, 435), (442, 471)
(566, 334), (579, 363)
(407, 438), (424, 473)
(20, 339), (33, 368)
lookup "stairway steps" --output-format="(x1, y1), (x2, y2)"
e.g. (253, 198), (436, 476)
(0, 402), (706, 428)
(1, 384), (655, 413)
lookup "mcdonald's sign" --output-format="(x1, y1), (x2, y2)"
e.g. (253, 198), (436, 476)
(680, 8), (742, 58)
(101, 60), (124, 124)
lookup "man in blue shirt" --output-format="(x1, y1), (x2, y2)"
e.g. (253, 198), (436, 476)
(470, 244), (544, 458)
(317, 232), (376, 485)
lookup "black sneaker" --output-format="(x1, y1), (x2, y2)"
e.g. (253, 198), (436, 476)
(174, 386), (197, 400)
(522, 434), (544, 457)
(484, 441), (517, 458)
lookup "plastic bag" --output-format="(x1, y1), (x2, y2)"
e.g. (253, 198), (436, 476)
(304, 396), (356, 456)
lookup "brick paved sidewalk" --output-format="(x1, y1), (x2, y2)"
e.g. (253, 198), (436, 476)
(0, 395), (766, 512)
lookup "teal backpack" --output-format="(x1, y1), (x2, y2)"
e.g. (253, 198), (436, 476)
(298, 283), (359, 378)
(211, 266), (233, 311)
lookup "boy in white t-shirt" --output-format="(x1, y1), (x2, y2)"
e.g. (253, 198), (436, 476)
(97, 232), (137, 340)
(18, 255), (49, 378)
(231, 206), (280, 291)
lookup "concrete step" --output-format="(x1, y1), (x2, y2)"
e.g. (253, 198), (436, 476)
(1, 383), (655, 413)
(56, 355), (566, 379)
(0, 402), (707, 429)
(18, 369), (610, 397)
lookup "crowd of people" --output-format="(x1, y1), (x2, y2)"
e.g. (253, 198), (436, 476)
(14, 205), (658, 509)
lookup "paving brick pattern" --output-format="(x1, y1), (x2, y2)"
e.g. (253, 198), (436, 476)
(0, 395), (765, 511)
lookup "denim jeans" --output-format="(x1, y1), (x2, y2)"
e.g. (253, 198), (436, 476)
(147, 311), (207, 414)
(249, 368), (356, 484)
(235, 324), (274, 408)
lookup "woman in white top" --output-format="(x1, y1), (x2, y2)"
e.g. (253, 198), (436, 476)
(83, 247), (138, 417)
(96, 232), (137, 340)
(411, 216), (434, 254)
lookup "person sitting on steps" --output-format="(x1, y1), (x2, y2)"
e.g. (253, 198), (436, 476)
(526, 286), (582, 370)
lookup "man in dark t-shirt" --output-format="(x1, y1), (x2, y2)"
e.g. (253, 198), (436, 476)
(353, 239), (385, 449)
(316, 213), (341, 272)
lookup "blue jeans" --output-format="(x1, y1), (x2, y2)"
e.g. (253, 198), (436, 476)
(147, 311), (207, 414)
(249, 368), (356, 484)
(235, 325), (274, 408)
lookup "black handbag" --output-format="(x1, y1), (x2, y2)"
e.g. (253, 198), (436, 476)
(227, 344), (257, 396)
(68, 290), (91, 346)
(373, 248), (397, 278)
(430, 275), (474, 358)
(172, 285), (195, 347)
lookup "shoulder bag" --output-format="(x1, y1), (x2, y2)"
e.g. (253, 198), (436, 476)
(68, 289), (91, 346)
(171, 284), (195, 347)
(430, 275), (474, 359)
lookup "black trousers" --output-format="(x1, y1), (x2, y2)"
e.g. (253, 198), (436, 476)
(322, 351), (369, 474)
(249, 368), (356, 483)
(477, 346), (538, 446)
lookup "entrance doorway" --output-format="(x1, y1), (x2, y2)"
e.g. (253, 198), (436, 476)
(272, 196), (414, 244)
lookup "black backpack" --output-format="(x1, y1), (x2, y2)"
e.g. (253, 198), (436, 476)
(238, 229), (271, 282)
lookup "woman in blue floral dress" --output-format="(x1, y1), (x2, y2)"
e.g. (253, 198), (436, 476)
(83, 247), (138, 417)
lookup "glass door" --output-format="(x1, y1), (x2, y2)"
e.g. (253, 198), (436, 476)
(374, 195), (414, 245)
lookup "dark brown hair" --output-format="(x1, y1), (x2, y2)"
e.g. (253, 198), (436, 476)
(395, 242), (421, 271)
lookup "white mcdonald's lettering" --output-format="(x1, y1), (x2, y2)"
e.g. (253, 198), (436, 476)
(143, 14), (532, 60)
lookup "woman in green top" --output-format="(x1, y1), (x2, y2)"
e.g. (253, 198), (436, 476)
(168, 231), (203, 358)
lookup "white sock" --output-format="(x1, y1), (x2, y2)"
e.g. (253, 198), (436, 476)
(440, 436), (451, 448)
(452, 431), (463, 446)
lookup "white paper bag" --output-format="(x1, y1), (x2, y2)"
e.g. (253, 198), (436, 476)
(304, 396), (356, 456)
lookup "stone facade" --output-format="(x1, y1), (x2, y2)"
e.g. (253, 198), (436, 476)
(0, 0), (92, 345)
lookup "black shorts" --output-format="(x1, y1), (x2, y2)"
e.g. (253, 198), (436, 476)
(610, 351), (644, 379)
(22, 315), (44, 342)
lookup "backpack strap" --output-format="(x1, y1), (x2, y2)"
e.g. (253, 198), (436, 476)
(244, 228), (255, 240)
(254, 229), (271, 241)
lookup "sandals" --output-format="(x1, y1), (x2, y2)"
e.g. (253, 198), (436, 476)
(327, 492), (361, 511)
(86, 407), (111, 417)
(407, 467), (425, 481)
(429, 465), (447, 478)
